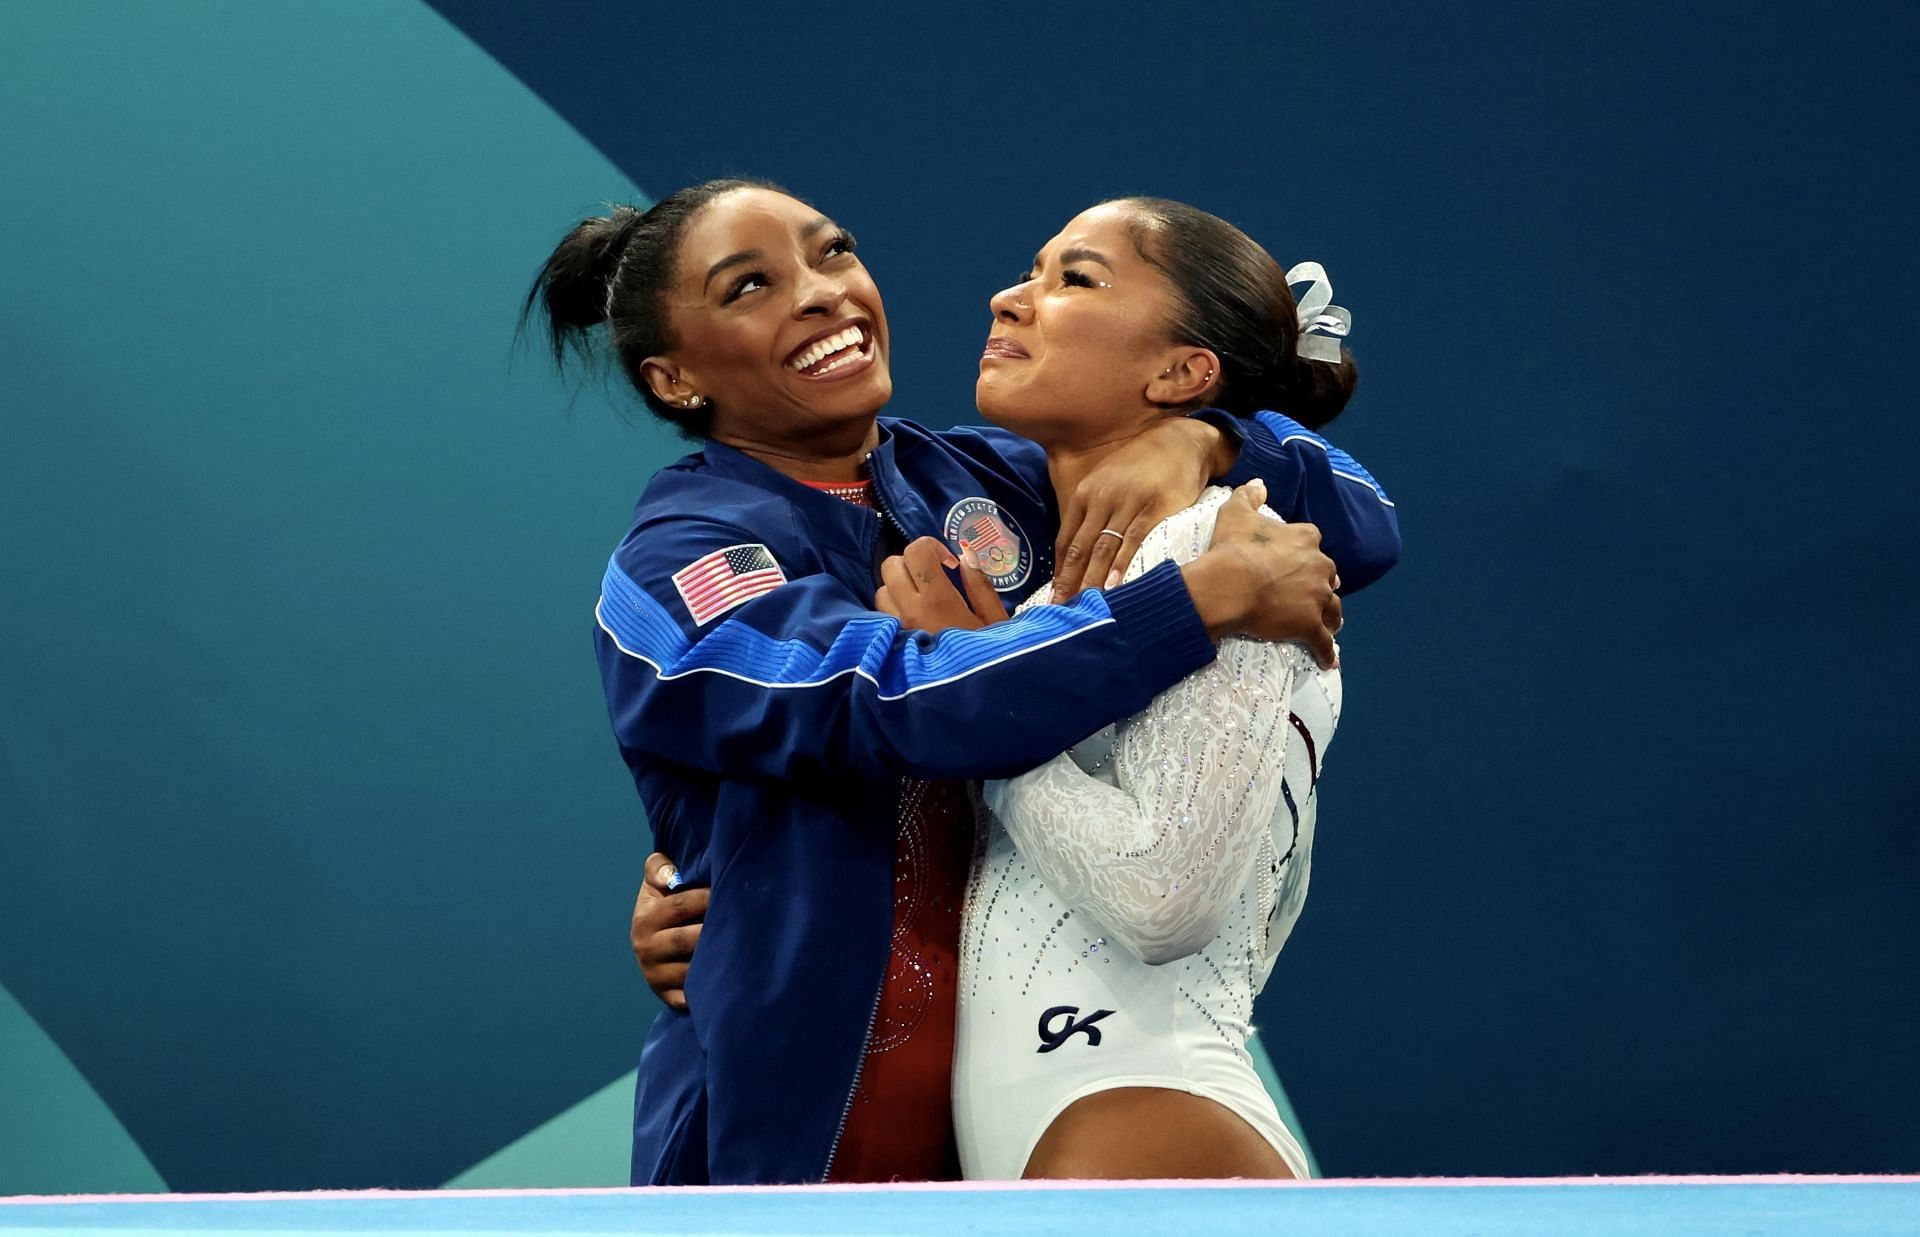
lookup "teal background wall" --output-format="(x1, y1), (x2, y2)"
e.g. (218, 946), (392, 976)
(0, 0), (1319, 1194)
(4, 0), (1917, 1194)
(0, 0), (671, 1192)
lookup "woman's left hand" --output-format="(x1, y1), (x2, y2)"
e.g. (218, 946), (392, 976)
(877, 536), (1010, 632)
(1053, 417), (1237, 599)
(631, 852), (706, 1013)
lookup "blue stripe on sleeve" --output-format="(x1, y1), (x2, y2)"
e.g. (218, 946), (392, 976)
(1252, 410), (1395, 506)
(597, 560), (1119, 700)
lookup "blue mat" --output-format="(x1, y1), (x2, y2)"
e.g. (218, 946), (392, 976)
(3, 1180), (1917, 1237)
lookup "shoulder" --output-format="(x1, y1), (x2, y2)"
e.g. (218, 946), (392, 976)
(615, 470), (804, 582)
(1117, 487), (1244, 581)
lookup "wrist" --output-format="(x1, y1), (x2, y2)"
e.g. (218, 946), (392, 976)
(1179, 549), (1257, 640)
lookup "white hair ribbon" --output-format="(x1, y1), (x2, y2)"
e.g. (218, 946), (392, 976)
(1286, 261), (1351, 364)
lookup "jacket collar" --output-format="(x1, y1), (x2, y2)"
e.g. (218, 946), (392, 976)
(696, 421), (933, 534)
(694, 429), (904, 578)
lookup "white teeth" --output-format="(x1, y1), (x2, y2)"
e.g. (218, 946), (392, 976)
(791, 326), (865, 372)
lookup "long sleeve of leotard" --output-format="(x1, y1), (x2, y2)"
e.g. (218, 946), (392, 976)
(982, 494), (1307, 965)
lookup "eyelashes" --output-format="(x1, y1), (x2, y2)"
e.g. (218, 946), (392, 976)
(722, 271), (768, 304)
(1011, 267), (1103, 289)
(721, 231), (859, 304)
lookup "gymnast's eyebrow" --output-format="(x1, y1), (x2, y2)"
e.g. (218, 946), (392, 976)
(705, 219), (837, 291)
(1059, 247), (1114, 270)
(704, 250), (762, 292)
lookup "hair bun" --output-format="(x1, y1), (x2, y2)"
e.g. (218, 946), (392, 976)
(1266, 347), (1357, 430)
(537, 205), (644, 331)
(1102, 195), (1361, 432)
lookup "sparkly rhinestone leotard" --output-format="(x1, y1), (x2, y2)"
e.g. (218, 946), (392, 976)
(801, 478), (970, 1184)
(953, 488), (1338, 1180)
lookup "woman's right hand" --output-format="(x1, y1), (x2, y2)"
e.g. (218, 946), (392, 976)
(1182, 480), (1343, 668)
(876, 537), (1011, 633)
(631, 852), (707, 1013)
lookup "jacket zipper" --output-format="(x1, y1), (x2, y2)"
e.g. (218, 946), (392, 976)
(865, 451), (912, 543)
(819, 972), (886, 1181)
(819, 776), (926, 1180)
(821, 458), (916, 1180)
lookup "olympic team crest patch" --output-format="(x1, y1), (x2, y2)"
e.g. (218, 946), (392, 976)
(945, 497), (1031, 592)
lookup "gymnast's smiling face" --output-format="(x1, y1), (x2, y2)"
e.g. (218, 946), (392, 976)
(974, 203), (1208, 449)
(642, 188), (892, 452)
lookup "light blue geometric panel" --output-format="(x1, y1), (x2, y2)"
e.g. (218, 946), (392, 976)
(7, 1179), (1919, 1236)
(439, 1045), (1317, 1188)
(0, 980), (167, 1196)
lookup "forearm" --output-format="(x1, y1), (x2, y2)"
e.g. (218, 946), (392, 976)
(987, 764), (1217, 964)
(987, 636), (1297, 965)
(601, 559), (1217, 783)
(1180, 548), (1260, 641)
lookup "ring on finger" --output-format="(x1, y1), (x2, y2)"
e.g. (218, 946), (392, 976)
(1096, 529), (1125, 542)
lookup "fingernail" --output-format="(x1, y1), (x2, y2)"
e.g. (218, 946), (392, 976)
(1104, 570), (1121, 589)
(960, 546), (981, 570)
(663, 866), (682, 890)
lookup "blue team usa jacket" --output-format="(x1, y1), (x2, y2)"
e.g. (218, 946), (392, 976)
(592, 411), (1397, 1185)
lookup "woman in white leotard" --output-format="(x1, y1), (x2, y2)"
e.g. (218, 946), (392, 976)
(883, 196), (1365, 1180)
(953, 486), (1336, 1180)
(631, 195), (1378, 1180)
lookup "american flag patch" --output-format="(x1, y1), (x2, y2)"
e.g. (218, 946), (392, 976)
(671, 544), (787, 625)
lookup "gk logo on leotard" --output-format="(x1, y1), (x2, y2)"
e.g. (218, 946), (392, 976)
(1036, 1004), (1115, 1053)
(944, 497), (1031, 592)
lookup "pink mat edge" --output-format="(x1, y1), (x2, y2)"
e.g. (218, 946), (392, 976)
(5, 1175), (1919, 1205)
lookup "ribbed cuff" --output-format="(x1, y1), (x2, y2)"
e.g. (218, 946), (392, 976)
(1103, 559), (1217, 687)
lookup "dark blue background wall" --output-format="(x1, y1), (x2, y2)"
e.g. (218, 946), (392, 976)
(3, 0), (1915, 1190)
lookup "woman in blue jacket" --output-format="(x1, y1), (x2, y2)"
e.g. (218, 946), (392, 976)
(528, 179), (1394, 1184)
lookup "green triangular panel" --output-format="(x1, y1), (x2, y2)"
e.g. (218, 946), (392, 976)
(0, 982), (168, 1196)
(441, 1072), (634, 1188)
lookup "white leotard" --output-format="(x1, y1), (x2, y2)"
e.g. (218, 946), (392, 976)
(953, 488), (1339, 1180)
